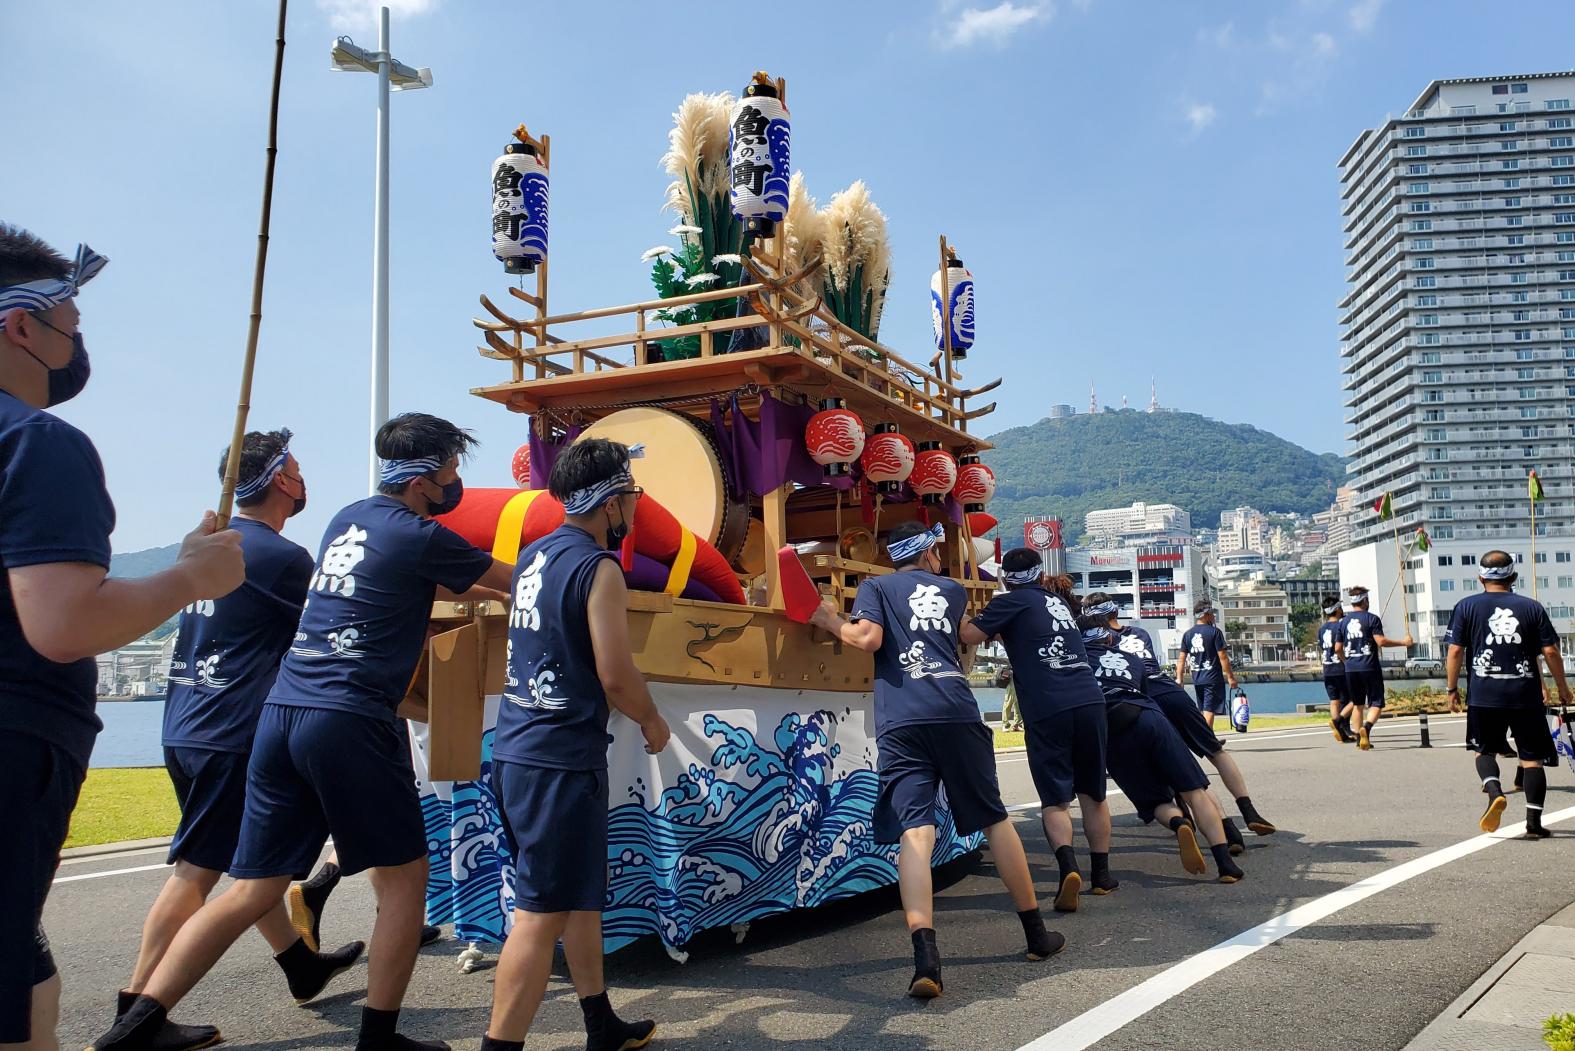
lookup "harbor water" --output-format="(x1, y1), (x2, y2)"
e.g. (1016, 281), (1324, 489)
(90, 679), (1447, 768)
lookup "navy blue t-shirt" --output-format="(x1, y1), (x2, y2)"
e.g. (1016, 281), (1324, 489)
(493, 525), (618, 771)
(268, 496), (494, 720)
(1340, 609), (1386, 672)
(1116, 625), (1170, 681)
(0, 391), (116, 768)
(1444, 591), (1558, 709)
(971, 586), (1103, 723)
(163, 517), (313, 753)
(1087, 644), (1158, 710)
(1179, 623), (1227, 685)
(1318, 620), (1345, 677)
(852, 569), (980, 737)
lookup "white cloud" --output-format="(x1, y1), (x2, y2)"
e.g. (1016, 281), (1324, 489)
(318, 0), (439, 34)
(1311, 31), (1337, 58)
(1184, 102), (1218, 135)
(1197, 20), (1234, 48)
(938, 1), (1051, 49)
(1348, 0), (1384, 33)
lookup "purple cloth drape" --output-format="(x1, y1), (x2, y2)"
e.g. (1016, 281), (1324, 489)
(529, 424), (583, 487)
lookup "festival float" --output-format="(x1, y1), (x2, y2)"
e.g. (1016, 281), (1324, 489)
(400, 75), (1005, 961)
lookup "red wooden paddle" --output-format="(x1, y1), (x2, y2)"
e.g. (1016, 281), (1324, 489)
(778, 546), (822, 624)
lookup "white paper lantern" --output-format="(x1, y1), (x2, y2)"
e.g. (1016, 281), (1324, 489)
(492, 141), (549, 274)
(930, 259), (975, 357)
(728, 79), (791, 236)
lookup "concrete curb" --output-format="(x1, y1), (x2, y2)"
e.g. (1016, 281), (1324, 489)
(60, 836), (172, 860)
(1403, 898), (1575, 1049)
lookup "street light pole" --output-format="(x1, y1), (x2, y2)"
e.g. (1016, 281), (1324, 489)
(330, 7), (431, 493)
(371, 5), (390, 496)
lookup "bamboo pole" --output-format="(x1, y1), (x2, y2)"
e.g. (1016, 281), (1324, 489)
(1392, 517), (1411, 641)
(217, 0), (288, 527)
(1531, 480), (1540, 599)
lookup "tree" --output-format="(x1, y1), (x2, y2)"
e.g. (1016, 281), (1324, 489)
(1290, 602), (1322, 652)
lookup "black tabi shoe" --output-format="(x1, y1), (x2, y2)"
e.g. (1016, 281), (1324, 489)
(419, 924), (443, 947)
(1175, 822), (1207, 875)
(1479, 794), (1508, 834)
(1222, 817), (1245, 857)
(908, 928), (943, 999)
(288, 862), (341, 952)
(113, 992), (221, 1051)
(1052, 870), (1082, 913)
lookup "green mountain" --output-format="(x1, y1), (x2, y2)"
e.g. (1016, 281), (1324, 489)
(109, 543), (179, 579)
(981, 410), (1345, 546)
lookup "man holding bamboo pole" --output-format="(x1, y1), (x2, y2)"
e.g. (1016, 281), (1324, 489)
(0, 225), (245, 1051)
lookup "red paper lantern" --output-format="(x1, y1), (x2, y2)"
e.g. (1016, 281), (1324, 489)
(910, 442), (957, 506)
(860, 423), (914, 495)
(805, 398), (866, 477)
(511, 443), (532, 488)
(953, 455), (995, 513)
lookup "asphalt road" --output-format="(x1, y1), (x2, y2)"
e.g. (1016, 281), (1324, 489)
(46, 714), (1575, 1051)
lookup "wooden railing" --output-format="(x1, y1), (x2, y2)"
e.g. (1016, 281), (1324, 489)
(473, 253), (1000, 434)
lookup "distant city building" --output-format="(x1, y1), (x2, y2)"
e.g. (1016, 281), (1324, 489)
(1065, 543), (1205, 629)
(1213, 549), (1267, 581)
(96, 633), (176, 698)
(1339, 72), (1575, 654)
(1048, 404), (1075, 419)
(1273, 576), (1342, 608)
(1217, 506), (1268, 555)
(1084, 501), (1192, 546)
(1217, 576), (1293, 663)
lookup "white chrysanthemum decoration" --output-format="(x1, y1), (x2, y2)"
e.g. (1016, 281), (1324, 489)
(670, 224), (704, 237)
(641, 245), (676, 262)
(684, 272), (721, 287)
(711, 253), (742, 267)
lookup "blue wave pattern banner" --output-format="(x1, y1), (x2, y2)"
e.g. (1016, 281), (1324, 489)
(412, 688), (983, 952)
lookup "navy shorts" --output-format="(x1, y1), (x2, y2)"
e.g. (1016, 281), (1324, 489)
(1345, 669), (1386, 708)
(1024, 705), (1108, 807)
(875, 721), (1008, 844)
(1467, 706), (1558, 766)
(1105, 708), (1210, 823)
(1193, 681), (1228, 716)
(493, 760), (609, 913)
(230, 704), (425, 880)
(1323, 675), (1350, 704)
(1150, 678), (1223, 758)
(165, 746), (249, 872)
(0, 732), (85, 1043)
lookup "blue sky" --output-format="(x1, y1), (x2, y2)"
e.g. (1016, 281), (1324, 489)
(7, 0), (1575, 552)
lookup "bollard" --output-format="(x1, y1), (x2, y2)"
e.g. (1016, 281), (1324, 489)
(1419, 711), (1431, 748)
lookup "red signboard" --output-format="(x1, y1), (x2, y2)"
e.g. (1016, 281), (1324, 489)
(1024, 519), (1062, 551)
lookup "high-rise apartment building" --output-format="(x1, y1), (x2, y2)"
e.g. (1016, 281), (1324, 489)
(1083, 501), (1192, 546)
(1339, 73), (1575, 655)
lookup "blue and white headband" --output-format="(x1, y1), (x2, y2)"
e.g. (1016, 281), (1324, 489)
(0, 244), (108, 332)
(888, 522), (945, 564)
(234, 430), (292, 502)
(1480, 564), (1516, 580)
(1002, 566), (1043, 586)
(1084, 599), (1119, 619)
(1322, 601), (1342, 615)
(561, 443), (645, 515)
(379, 456), (445, 485)
(1081, 626), (1110, 643)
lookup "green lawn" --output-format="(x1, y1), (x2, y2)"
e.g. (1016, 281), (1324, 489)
(67, 767), (180, 849)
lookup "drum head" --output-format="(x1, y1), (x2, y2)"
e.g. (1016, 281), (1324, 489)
(577, 407), (746, 560)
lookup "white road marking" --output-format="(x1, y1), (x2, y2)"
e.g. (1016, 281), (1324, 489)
(58, 846), (170, 866)
(53, 862), (168, 884)
(1015, 803), (1575, 1051)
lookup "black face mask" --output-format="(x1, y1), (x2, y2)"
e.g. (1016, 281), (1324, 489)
(427, 477), (464, 516)
(605, 499), (630, 550)
(24, 323), (91, 407)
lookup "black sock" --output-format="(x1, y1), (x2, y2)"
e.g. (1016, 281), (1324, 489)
(277, 937), (364, 1002)
(1210, 842), (1244, 880)
(480, 1038), (524, 1051)
(1090, 850), (1118, 891)
(96, 995), (168, 1050)
(1524, 767), (1547, 828)
(1167, 814), (1186, 832)
(360, 1008), (399, 1044)
(1476, 753), (1503, 795)
(1053, 845), (1078, 883)
(910, 927), (941, 988)
(304, 861), (342, 891)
